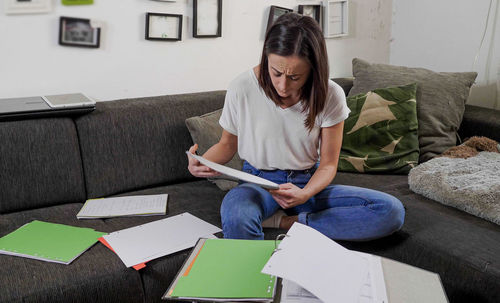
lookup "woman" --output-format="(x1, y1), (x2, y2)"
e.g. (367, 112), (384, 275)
(187, 13), (405, 241)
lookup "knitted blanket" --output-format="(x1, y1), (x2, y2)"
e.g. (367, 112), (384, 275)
(408, 152), (500, 225)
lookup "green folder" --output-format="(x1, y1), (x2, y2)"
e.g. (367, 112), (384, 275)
(163, 238), (277, 301)
(0, 220), (106, 264)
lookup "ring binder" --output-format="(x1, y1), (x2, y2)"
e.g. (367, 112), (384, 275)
(162, 238), (278, 302)
(272, 234), (289, 255)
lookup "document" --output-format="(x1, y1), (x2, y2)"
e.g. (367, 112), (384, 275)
(186, 151), (279, 189)
(163, 238), (277, 302)
(261, 223), (374, 303)
(0, 220), (106, 265)
(102, 212), (221, 268)
(77, 194), (168, 219)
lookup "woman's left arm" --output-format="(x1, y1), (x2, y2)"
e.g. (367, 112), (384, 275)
(270, 121), (344, 209)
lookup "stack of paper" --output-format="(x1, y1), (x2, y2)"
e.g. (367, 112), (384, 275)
(102, 212), (221, 268)
(77, 194), (168, 219)
(262, 223), (388, 303)
(163, 238), (277, 302)
(0, 220), (106, 265)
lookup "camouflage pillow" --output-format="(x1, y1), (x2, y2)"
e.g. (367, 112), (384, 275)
(338, 83), (419, 174)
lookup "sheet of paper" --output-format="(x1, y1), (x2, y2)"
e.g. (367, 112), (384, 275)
(102, 212), (221, 267)
(186, 151), (279, 189)
(261, 223), (369, 303)
(77, 194), (168, 219)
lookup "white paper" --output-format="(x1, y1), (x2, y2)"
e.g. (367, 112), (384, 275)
(77, 194), (168, 219)
(102, 212), (221, 267)
(186, 151), (279, 189)
(261, 223), (369, 303)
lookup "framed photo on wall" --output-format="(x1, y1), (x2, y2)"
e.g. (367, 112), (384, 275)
(193, 0), (222, 38)
(4, 0), (52, 15)
(145, 13), (183, 41)
(323, 0), (349, 38)
(59, 16), (101, 48)
(298, 4), (322, 30)
(266, 6), (293, 33)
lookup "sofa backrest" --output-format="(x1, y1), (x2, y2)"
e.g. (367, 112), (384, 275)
(0, 118), (86, 213)
(74, 91), (226, 198)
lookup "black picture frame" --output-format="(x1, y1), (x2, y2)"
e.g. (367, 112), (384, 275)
(266, 6), (293, 33)
(145, 12), (183, 41)
(298, 4), (322, 29)
(193, 0), (222, 38)
(59, 16), (100, 48)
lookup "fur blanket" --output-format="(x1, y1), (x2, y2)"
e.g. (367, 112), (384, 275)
(408, 152), (500, 225)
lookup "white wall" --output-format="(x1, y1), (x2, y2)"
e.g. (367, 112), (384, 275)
(391, 0), (500, 109)
(0, 0), (392, 101)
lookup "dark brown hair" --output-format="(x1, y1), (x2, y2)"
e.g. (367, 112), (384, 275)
(258, 12), (329, 132)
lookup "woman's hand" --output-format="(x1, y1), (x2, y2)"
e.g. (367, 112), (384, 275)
(269, 183), (310, 209)
(187, 144), (221, 178)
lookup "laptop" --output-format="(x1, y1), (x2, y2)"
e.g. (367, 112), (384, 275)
(0, 93), (96, 121)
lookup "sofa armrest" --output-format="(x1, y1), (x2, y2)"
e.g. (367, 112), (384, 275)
(458, 104), (500, 143)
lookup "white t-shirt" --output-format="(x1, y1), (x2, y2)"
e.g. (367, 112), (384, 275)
(219, 69), (350, 170)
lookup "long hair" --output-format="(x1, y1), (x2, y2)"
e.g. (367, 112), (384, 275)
(258, 12), (329, 132)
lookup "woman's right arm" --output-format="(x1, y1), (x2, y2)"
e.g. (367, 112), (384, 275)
(187, 130), (238, 178)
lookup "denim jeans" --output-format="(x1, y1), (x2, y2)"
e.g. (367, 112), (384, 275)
(220, 161), (405, 241)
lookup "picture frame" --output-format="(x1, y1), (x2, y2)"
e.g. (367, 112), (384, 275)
(4, 0), (52, 15)
(323, 0), (349, 38)
(266, 6), (293, 33)
(193, 0), (222, 38)
(59, 16), (101, 48)
(298, 4), (322, 30)
(145, 13), (183, 41)
(62, 0), (94, 5)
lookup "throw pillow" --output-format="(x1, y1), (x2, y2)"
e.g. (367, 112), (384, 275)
(185, 109), (243, 191)
(349, 58), (477, 163)
(338, 83), (419, 174)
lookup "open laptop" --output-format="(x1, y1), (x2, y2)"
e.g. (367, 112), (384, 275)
(0, 93), (96, 121)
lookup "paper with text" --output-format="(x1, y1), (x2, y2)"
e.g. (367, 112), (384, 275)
(261, 223), (370, 303)
(186, 151), (279, 189)
(77, 194), (168, 219)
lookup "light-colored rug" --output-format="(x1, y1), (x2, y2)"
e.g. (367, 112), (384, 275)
(408, 152), (500, 225)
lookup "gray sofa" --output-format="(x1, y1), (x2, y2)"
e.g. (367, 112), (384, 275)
(1, 79), (499, 303)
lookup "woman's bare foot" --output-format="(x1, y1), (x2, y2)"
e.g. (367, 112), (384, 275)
(279, 215), (298, 230)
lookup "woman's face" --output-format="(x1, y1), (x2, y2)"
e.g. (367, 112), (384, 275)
(267, 54), (311, 103)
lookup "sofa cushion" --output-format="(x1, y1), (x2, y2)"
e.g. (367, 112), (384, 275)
(0, 118), (86, 213)
(339, 83), (419, 174)
(74, 91), (226, 198)
(349, 58), (477, 163)
(0, 203), (144, 303)
(185, 109), (243, 191)
(333, 172), (500, 303)
(93, 180), (225, 303)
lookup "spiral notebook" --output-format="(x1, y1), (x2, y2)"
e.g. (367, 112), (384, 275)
(162, 238), (278, 302)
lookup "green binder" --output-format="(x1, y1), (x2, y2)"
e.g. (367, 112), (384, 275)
(163, 238), (278, 302)
(0, 220), (106, 264)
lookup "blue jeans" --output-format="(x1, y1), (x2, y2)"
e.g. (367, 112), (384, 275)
(220, 161), (405, 241)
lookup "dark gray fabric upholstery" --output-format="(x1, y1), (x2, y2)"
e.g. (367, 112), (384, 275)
(74, 91), (226, 198)
(332, 172), (500, 303)
(108, 180), (225, 303)
(0, 118), (86, 213)
(0, 203), (144, 303)
(459, 104), (500, 143)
